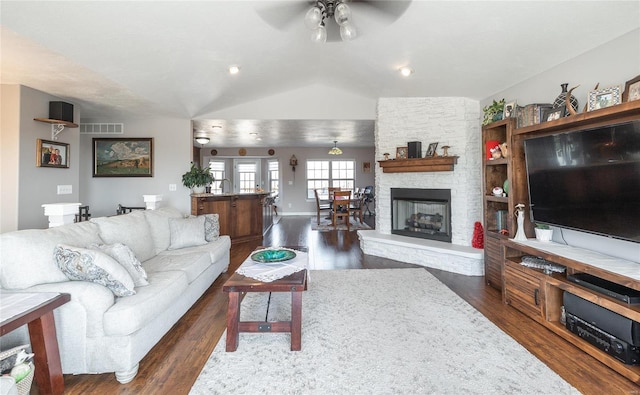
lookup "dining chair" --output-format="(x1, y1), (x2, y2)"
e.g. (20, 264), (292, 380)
(332, 190), (352, 228)
(349, 194), (365, 224)
(314, 189), (332, 225)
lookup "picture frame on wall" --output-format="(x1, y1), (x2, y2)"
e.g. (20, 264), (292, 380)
(543, 105), (565, 122)
(623, 75), (640, 103)
(36, 139), (69, 168)
(396, 147), (408, 159)
(362, 161), (371, 173)
(587, 85), (622, 111)
(425, 142), (439, 157)
(93, 137), (153, 177)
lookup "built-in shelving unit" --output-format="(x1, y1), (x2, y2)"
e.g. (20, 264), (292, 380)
(378, 156), (458, 173)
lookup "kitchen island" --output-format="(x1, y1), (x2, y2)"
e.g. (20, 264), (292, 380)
(191, 192), (270, 244)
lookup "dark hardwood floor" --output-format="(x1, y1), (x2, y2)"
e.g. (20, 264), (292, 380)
(57, 216), (638, 394)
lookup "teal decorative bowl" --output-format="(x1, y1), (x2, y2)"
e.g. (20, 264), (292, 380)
(251, 248), (296, 263)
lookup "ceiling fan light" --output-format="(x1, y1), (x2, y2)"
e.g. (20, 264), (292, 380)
(310, 25), (327, 43)
(195, 137), (210, 145)
(334, 3), (351, 26)
(304, 6), (323, 29)
(340, 22), (357, 41)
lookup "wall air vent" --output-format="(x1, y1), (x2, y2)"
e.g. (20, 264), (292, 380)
(79, 123), (124, 134)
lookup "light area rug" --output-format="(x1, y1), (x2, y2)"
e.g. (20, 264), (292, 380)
(310, 216), (372, 231)
(190, 269), (579, 395)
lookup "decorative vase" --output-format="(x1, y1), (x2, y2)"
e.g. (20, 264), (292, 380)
(553, 83), (579, 114)
(513, 204), (527, 241)
(192, 185), (206, 194)
(535, 228), (553, 242)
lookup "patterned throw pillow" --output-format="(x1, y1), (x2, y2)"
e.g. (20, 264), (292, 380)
(53, 244), (136, 297)
(91, 243), (149, 287)
(203, 214), (220, 242)
(168, 216), (207, 250)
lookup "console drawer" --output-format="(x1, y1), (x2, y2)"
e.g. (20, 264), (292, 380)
(504, 261), (544, 320)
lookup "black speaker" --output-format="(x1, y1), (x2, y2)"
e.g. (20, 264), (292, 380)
(407, 141), (421, 158)
(49, 101), (74, 123)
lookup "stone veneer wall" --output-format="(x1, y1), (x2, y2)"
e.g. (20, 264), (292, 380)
(374, 97), (482, 246)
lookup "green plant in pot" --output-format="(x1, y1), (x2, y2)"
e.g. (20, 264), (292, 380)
(182, 162), (215, 193)
(482, 99), (506, 126)
(534, 223), (553, 242)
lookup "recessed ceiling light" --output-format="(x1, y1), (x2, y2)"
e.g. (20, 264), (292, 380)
(399, 67), (413, 77)
(212, 125), (222, 130)
(229, 65), (240, 75)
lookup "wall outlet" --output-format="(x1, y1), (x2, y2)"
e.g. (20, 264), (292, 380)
(57, 185), (72, 195)
(169, 184), (177, 191)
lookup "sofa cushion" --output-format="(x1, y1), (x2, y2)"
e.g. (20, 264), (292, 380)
(143, 206), (185, 254)
(159, 235), (231, 266)
(103, 270), (189, 336)
(203, 214), (220, 242)
(0, 221), (104, 289)
(54, 244), (136, 297)
(91, 243), (149, 287)
(168, 216), (207, 250)
(91, 211), (155, 262)
(144, 251), (211, 283)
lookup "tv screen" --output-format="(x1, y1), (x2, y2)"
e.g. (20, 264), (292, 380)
(524, 120), (640, 243)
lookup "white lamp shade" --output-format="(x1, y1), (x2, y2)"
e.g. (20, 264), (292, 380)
(340, 22), (357, 41)
(310, 25), (327, 43)
(305, 7), (323, 29)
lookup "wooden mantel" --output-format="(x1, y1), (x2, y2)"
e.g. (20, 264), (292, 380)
(378, 156), (458, 173)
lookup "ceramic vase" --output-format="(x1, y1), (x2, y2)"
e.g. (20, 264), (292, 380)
(553, 83), (579, 114)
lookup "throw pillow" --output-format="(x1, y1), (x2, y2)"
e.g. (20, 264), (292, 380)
(90, 243), (149, 287)
(168, 216), (207, 250)
(53, 244), (136, 297)
(203, 214), (220, 242)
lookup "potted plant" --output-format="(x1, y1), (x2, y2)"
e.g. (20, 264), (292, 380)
(482, 99), (506, 126)
(181, 162), (215, 194)
(534, 223), (553, 242)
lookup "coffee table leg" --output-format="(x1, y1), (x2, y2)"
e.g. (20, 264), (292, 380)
(226, 291), (240, 352)
(291, 290), (303, 351)
(28, 312), (64, 395)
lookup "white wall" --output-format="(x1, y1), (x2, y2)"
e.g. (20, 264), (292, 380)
(481, 29), (640, 263)
(0, 85), (21, 232)
(79, 115), (192, 218)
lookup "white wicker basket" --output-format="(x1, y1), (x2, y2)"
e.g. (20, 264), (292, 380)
(0, 346), (33, 395)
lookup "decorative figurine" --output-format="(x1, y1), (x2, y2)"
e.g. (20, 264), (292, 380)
(441, 145), (450, 156)
(513, 203), (527, 241)
(383, 152), (390, 160)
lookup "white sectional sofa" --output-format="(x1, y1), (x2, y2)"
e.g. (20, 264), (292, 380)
(0, 206), (230, 383)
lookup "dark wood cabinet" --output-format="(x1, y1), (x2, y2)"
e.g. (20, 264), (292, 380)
(191, 193), (267, 244)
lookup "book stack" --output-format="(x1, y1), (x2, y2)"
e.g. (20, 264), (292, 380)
(517, 103), (553, 128)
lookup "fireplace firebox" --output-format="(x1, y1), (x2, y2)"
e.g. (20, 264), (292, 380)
(391, 188), (452, 242)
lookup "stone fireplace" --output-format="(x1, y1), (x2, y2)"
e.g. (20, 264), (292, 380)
(358, 97), (484, 276)
(391, 188), (451, 243)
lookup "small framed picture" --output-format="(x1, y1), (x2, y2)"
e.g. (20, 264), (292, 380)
(362, 161), (371, 173)
(623, 75), (640, 102)
(587, 85), (622, 111)
(396, 147), (408, 159)
(426, 142), (438, 157)
(543, 105), (565, 122)
(503, 101), (517, 118)
(93, 138), (153, 177)
(36, 139), (69, 168)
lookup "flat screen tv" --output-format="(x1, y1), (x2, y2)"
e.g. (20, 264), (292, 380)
(523, 120), (640, 243)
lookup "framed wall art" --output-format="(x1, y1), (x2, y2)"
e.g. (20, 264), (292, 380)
(543, 105), (565, 122)
(426, 142), (439, 157)
(362, 161), (371, 173)
(587, 85), (621, 111)
(396, 147), (408, 159)
(37, 139), (69, 168)
(623, 75), (640, 102)
(93, 138), (153, 177)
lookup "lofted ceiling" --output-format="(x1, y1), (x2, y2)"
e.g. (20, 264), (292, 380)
(1, 1), (639, 148)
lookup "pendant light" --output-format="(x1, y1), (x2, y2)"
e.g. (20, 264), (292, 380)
(328, 140), (343, 155)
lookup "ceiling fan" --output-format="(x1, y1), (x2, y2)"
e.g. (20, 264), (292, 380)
(256, 0), (412, 42)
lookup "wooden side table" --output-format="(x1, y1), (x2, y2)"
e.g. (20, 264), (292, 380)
(0, 292), (70, 395)
(223, 247), (308, 352)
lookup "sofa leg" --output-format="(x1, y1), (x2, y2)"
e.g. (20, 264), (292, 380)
(115, 364), (139, 384)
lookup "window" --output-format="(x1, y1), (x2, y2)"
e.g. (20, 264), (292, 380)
(237, 162), (257, 193)
(306, 160), (355, 199)
(268, 160), (279, 195)
(207, 161), (225, 194)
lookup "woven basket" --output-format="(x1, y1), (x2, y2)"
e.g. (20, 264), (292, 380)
(0, 345), (33, 395)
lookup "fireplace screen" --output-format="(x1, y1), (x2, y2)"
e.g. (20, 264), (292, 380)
(391, 188), (452, 242)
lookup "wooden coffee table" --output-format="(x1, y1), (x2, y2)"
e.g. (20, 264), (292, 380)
(223, 247), (308, 352)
